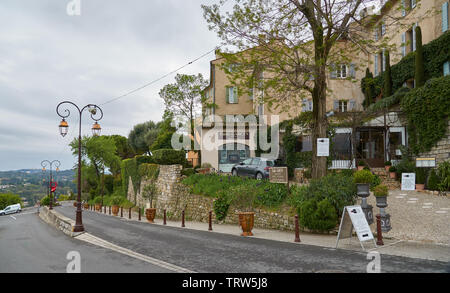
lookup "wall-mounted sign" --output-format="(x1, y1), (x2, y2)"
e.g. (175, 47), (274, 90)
(317, 138), (329, 157)
(269, 167), (288, 184)
(401, 173), (416, 191)
(415, 157), (436, 168)
(335, 205), (376, 250)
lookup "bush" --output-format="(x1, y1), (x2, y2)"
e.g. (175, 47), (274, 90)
(57, 195), (70, 202)
(181, 168), (196, 177)
(40, 196), (59, 207)
(135, 154), (155, 165)
(299, 199), (338, 232)
(427, 169), (441, 191)
(152, 149), (186, 165)
(213, 190), (232, 221)
(385, 161), (392, 166)
(389, 166), (396, 172)
(138, 163), (160, 180)
(306, 173), (357, 217)
(437, 161), (450, 191)
(415, 167), (429, 185)
(110, 195), (123, 206)
(0, 193), (23, 209)
(353, 170), (374, 184)
(370, 174), (381, 191)
(93, 196), (103, 204)
(373, 185), (389, 197)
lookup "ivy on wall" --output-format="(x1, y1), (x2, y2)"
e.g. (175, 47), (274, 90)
(400, 76), (450, 154)
(362, 31), (450, 101)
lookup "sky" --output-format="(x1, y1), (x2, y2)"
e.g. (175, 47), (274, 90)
(0, 0), (222, 171)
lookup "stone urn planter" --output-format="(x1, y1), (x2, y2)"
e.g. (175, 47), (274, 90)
(356, 183), (370, 198)
(95, 204), (101, 211)
(83, 203), (89, 210)
(238, 212), (255, 236)
(373, 184), (391, 232)
(354, 170), (375, 225)
(73, 202), (77, 207)
(145, 208), (157, 223)
(112, 205), (120, 216)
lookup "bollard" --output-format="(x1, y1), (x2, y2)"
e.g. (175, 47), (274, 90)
(163, 209), (167, 225)
(129, 208), (131, 219)
(138, 208), (141, 221)
(109, 206), (111, 215)
(120, 207), (123, 218)
(208, 211), (213, 231)
(376, 214), (384, 246)
(181, 210), (185, 227)
(294, 214), (301, 242)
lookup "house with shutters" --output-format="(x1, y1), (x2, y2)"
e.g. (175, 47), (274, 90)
(199, 0), (450, 172)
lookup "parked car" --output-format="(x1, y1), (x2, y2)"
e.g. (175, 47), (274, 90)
(0, 204), (22, 216)
(231, 158), (277, 180)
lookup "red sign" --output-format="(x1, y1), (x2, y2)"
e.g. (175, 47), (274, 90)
(50, 181), (58, 193)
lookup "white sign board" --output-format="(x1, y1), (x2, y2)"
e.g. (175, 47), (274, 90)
(401, 173), (416, 191)
(416, 158), (436, 168)
(317, 138), (329, 157)
(336, 205), (375, 250)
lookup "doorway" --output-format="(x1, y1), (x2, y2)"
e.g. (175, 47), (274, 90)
(356, 127), (385, 168)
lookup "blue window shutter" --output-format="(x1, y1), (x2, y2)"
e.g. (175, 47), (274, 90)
(443, 2), (449, 33)
(308, 100), (313, 111)
(349, 100), (356, 111)
(234, 87), (239, 103)
(374, 55), (379, 76)
(402, 0), (406, 16)
(402, 32), (406, 57)
(412, 23), (417, 51)
(444, 61), (450, 76)
(330, 64), (337, 79)
(226, 87), (230, 103)
(302, 99), (307, 111)
(333, 100), (339, 111)
(350, 64), (356, 78)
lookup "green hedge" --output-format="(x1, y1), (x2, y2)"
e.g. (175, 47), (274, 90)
(363, 30), (450, 101)
(400, 76), (450, 154)
(152, 149), (186, 165)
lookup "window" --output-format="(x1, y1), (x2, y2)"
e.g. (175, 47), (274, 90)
(444, 61), (450, 76)
(258, 103), (264, 116)
(295, 135), (312, 152)
(339, 100), (348, 113)
(331, 133), (352, 160)
(336, 64), (347, 78)
(226, 86), (238, 104)
(249, 88), (253, 100)
(302, 99), (313, 111)
(251, 158), (261, 166)
(401, 32), (407, 57)
(374, 55), (379, 76)
(381, 23), (386, 36)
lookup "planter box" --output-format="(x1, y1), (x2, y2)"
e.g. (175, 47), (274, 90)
(415, 184), (425, 191)
(389, 172), (396, 179)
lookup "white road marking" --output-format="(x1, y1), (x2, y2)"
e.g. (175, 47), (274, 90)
(399, 193), (407, 196)
(440, 208), (450, 210)
(436, 211), (448, 214)
(75, 233), (195, 273)
(10, 215), (16, 220)
(409, 198), (418, 201)
(422, 206), (432, 209)
(407, 201), (417, 204)
(423, 203), (433, 206)
(395, 196), (405, 199)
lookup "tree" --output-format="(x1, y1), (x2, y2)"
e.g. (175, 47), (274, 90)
(108, 135), (135, 160)
(150, 111), (177, 151)
(128, 121), (161, 155)
(363, 68), (375, 108)
(384, 50), (393, 97)
(202, 0), (383, 179)
(415, 26), (425, 87)
(159, 73), (208, 150)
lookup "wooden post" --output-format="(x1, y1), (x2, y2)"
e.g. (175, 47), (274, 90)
(376, 214), (384, 246)
(294, 214), (301, 243)
(208, 211), (213, 231)
(163, 209), (167, 225)
(181, 210), (185, 227)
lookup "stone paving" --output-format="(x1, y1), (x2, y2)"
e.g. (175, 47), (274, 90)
(365, 189), (450, 245)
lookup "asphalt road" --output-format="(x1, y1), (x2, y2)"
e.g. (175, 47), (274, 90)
(0, 208), (172, 273)
(55, 205), (449, 273)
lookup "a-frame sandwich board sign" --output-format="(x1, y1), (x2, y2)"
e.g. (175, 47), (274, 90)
(335, 205), (377, 251)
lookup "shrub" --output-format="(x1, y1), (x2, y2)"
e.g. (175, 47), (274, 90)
(213, 190), (232, 221)
(201, 162), (212, 168)
(415, 167), (429, 185)
(299, 199), (338, 232)
(152, 149), (186, 165)
(370, 174), (381, 191)
(384, 161), (392, 166)
(353, 170), (374, 184)
(358, 161), (366, 166)
(427, 169), (441, 191)
(57, 195), (70, 202)
(135, 154), (155, 165)
(138, 163), (160, 180)
(142, 183), (158, 208)
(228, 184), (259, 212)
(181, 168), (196, 177)
(373, 185), (389, 197)
(389, 166), (396, 172)
(286, 185), (308, 210)
(110, 196), (123, 206)
(437, 161), (450, 191)
(93, 196), (103, 204)
(120, 198), (134, 209)
(40, 196), (59, 207)
(306, 173), (357, 216)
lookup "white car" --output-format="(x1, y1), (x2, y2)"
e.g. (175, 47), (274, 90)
(0, 204), (22, 216)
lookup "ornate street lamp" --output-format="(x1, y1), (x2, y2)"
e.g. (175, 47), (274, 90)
(41, 160), (61, 210)
(56, 101), (103, 232)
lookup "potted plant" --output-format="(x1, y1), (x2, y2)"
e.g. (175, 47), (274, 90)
(83, 201), (89, 210)
(197, 163), (212, 174)
(415, 168), (428, 191)
(142, 183), (158, 223)
(373, 184), (389, 208)
(353, 170), (374, 198)
(110, 196), (122, 216)
(230, 185), (257, 236)
(357, 161), (366, 171)
(94, 196), (102, 211)
(389, 166), (397, 179)
(384, 161), (392, 172)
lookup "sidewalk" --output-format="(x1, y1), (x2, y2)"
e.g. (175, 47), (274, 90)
(75, 202), (450, 263)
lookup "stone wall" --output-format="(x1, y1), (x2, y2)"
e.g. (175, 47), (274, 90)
(38, 206), (79, 237)
(416, 120), (450, 165)
(128, 164), (297, 231)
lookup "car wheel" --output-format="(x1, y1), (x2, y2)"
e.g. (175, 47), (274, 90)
(256, 172), (263, 180)
(232, 169), (238, 176)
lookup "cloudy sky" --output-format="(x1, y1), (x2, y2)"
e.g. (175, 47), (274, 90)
(0, 0), (222, 171)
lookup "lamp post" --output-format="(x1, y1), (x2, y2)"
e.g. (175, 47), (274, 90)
(41, 160), (61, 210)
(56, 101), (103, 232)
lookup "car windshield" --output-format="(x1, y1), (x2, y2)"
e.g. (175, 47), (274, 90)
(266, 161), (275, 167)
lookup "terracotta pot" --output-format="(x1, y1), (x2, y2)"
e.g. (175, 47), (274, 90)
(112, 205), (120, 216)
(83, 203), (89, 210)
(145, 208), (156, 223)
(389, 172), (396, 179)
(238, 212), (255, 236)
(385, 166), (391, 172)
(198, 168), (210, 174)
(357, 166), (364, 171)
(73, 202), (77, 207)
(95, 204), (101, 211)
(415, 184), (425, 191)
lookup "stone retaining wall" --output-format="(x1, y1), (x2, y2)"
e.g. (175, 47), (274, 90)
(416, 120), (450, 165)
(38, 206), (79, 237)
(129, 164), (298, 232)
